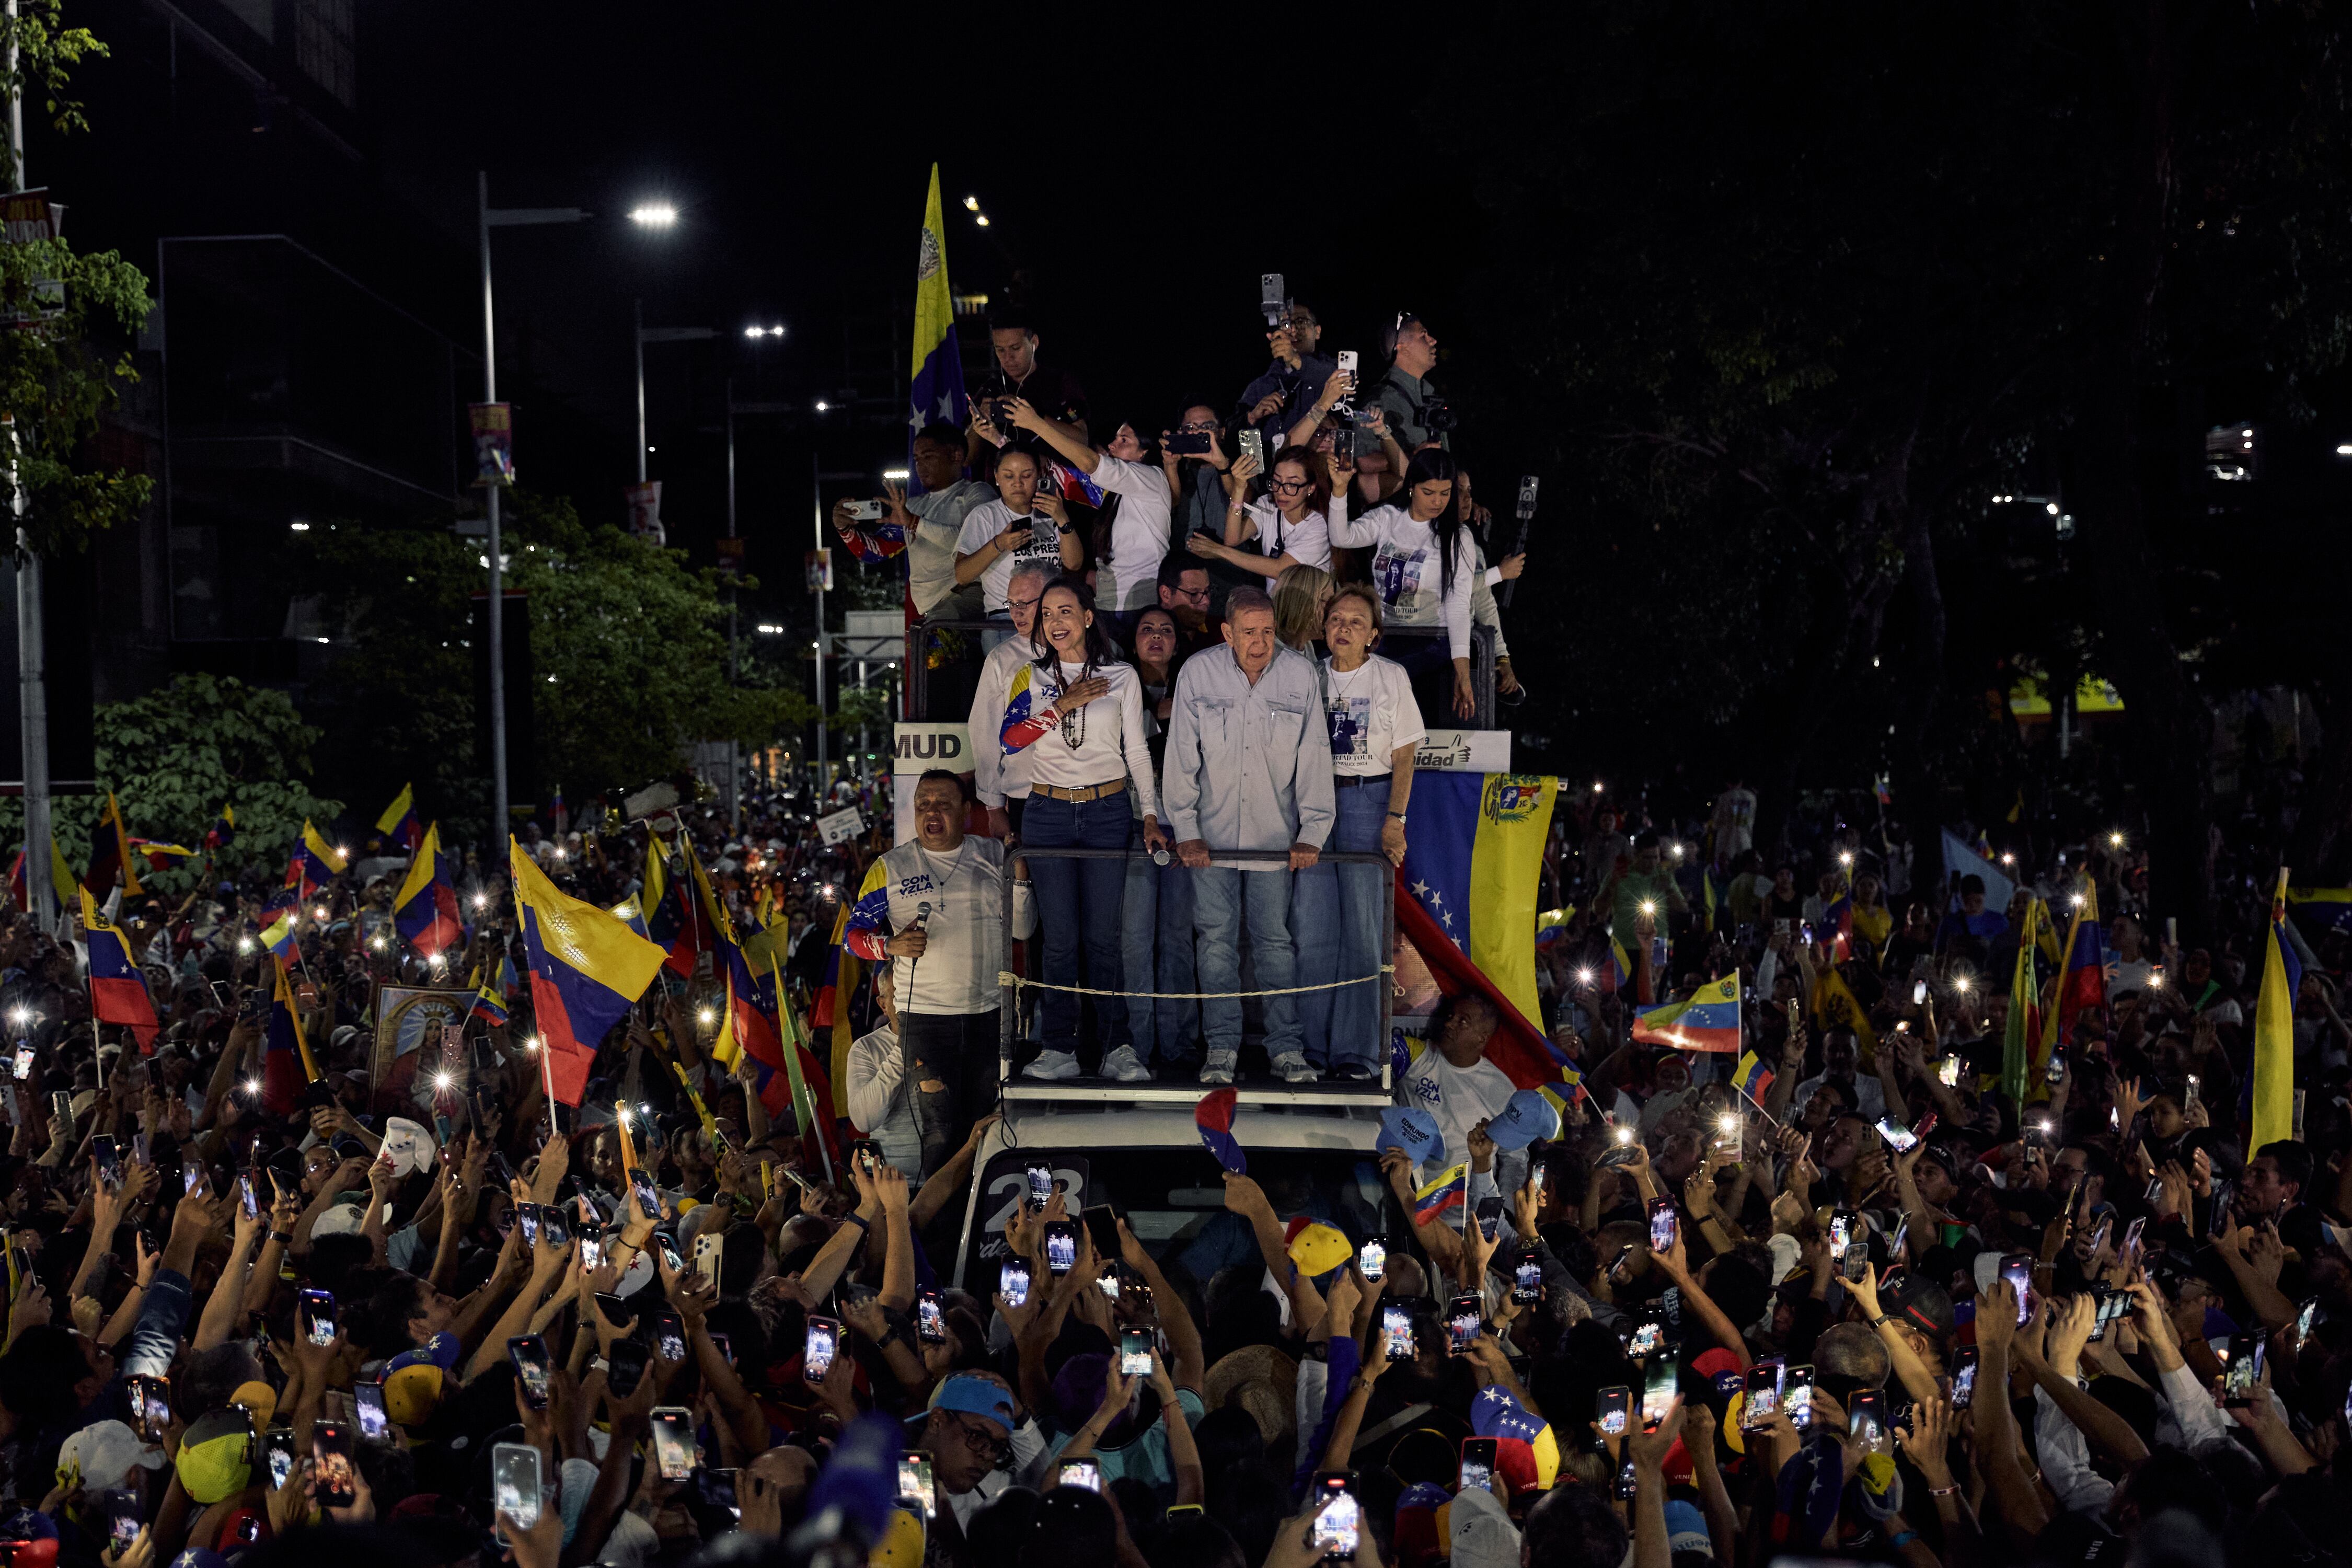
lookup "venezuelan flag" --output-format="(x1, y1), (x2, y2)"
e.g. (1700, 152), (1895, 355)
(2287, 887), (2352, 938)
(1534, 908), (1573, 950)
(394, 823), (464, 959)
(131, 839), (197, 873)
(1811, 966), (1879, 1057)
(82, 792), (142, 898)
(258, 892), (299, 965)
(1398, 771), (1560, 1035)
(1001, 664), (1042, 754)
(1413, 1161), (1469, 1225)
(2003, 897), (2049, 1100)
(1732, 1049), (1774, 1102)
(261, 960), (321, 1114)
(204, 804), (236, 851)
(2047, 882), (2106, 1051)
(643, 839), (698, 977)
(1822, 893), (1854, 961)
(511, 838), (667, 1107)
(498, 951), (518, 999)
(905, 163), (969, 492)
(79, 887), (158, 1053)
(376, 783), (423, 853)
(2254, 872), (2301, 1150)
(1633, 974), (1742, 1053)
(608, 893), (650, 941)
(293, 820), (347, 890)
(469, 984), (510, 1028)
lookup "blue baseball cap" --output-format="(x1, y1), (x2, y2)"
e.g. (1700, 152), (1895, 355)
(1377, 1106), (1443, 1167)
(930, 1374), (1018, 1437)
(1486, 1088), (1562, 1151)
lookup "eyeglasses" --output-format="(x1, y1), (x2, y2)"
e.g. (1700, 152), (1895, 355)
(1009, 594), (1043, 614)
(943, 1413), (1012, 1467)
(1167, 585), (1210, 604)
(1268, 477), (1312, 493)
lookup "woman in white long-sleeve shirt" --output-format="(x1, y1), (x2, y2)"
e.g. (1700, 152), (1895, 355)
(1326, 446), (1480, 718)
(998, 577), (1170, 1080)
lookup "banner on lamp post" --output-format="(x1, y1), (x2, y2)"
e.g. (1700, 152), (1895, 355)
(469, 403), (513, 487)
(625, 481), (664, 545)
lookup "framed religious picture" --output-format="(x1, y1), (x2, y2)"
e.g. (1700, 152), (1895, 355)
(371, 986), (475, 1114)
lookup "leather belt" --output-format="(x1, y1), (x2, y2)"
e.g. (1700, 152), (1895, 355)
(1334, 775), (1390, 788)
(1031, 778), (1127, 803)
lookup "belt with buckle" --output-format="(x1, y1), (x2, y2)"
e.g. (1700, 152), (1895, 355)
(1031, 778), (1127, 804)
(1335, 775), (1390, 788)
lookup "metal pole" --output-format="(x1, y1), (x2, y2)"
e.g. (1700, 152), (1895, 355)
(725, 377), (736, 681)
(11, 5), (49, 939)
(478, 172), (508, 846)
(633, 297), (648, 486)
(812, 453), (828, 787)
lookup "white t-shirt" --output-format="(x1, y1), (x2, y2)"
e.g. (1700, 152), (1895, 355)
(1400, 1047), (1519, 1170)
(1320, 654), (1425, 777)
(1088, 454), (1173, 613)
(1328, 502), (1478, 658)
(954, 499), (1067, 612)
(1236, 498), (1334, 586)
(1004, 659), (1161, 821)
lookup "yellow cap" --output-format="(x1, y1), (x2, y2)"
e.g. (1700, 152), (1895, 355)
(1286, 1222), (1352, 1279)
(870, 1507), (926, 1567)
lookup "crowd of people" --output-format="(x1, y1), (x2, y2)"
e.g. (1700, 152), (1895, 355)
(5, 289), (2349, 1568)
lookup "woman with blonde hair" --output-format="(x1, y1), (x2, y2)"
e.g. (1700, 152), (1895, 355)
(1271, 562), (1334, 654)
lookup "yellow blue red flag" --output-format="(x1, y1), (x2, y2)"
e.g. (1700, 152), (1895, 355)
(510, 838), (666, 1106)
(906, 163), (967, 491)
(1398, 772), (1559, 1036)
(1633, 974), (1742, 1053)
(2254, 872), (2300, 1151)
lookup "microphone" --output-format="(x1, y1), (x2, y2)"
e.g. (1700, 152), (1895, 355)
(914, 901), (933, 929)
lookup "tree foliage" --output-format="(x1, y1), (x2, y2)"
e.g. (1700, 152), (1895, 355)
(0, 675), (340, 893)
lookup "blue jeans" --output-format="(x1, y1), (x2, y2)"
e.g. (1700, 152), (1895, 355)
(1122, 819), (1198, 1065)
(1193, 866), (1300, 1058)
(1295, 780), (1390, 1071)
(1023, 792), (1132, 1052)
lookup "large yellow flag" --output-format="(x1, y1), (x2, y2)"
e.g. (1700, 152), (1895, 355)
(2253, 871), (2299, 1151)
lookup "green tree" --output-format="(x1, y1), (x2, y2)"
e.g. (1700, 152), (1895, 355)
(0, 674), (340, 894)
(0, 0), (151, 555)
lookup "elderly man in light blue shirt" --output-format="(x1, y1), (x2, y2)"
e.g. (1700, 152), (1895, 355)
(1162, 585), (1335, 1086)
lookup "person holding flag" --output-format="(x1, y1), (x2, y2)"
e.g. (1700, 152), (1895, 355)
(79, 887), (158, 1056)
(394, 823), (465, 960)
(377, 784), (424, 853)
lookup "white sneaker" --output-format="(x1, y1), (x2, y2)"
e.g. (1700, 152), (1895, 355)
(1021, 1048), (1080, 1080)
(1198, 1051), (1238, 1085)
(1269, 1051), (1319, 1085)
(1100, 1045), (1153, 1083)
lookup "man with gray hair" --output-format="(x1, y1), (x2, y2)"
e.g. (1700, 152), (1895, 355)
(966, 559), (1054, 840)
(1162, 585), (1335, 1084)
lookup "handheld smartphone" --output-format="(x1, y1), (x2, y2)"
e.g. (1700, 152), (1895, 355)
(1238, 428), (1265, 468)
(915, 1288), (948, 1345)
(91, 1135), (122, 1190)
(1641, 1355), (1677, 1426)
(129, 1375), (171, 1443)
(849, 1137), (882, 1177)
(1849, 1388), (1888, 1452)
(999, 1258), (1031, 1308)
(516, 1202), (540, 1248)
(1358, 1235), (1388, 1282)
(1616, 1451), (1639, 1499)
(1741, 1359), (1784, 1430)
(1026, 1161), (1054, 1205)
(1473, 1194), (1506, 1243)
(1913, 980), (1929, 1006)
(2123, 1215), (2148, 1272)
(2224, 1334), (2263, 1404)
(493, 1441), (545, 1531)
(607, 1339), (651, 1400)
(693, 1231), (723, 1291)
(1309, 1471), (1360, 1560)
(539, 1204), (571, 1248)
(1598, 1385), (1631, 1436)
(313, 1421), (358, 1507)
(1625, 1311), (1666, 1360)
(263, 1427), (298, 1490)
(2000, 1253), (2034, 1325)
(508, 1334), (552, 1410)
(897, 1452), (935, 1517)
(652, 1308), (686, 1362)
(630, 1166), (662, 1224)
(1096, 1265), (1121, 1301)
(1042, 1220), (1078, 1276)
(1512, 1255), (1542, 1305)
(1458, 1437), (1496, 1493)
(1647, 1196), (1678, 1253)
(1785, 1365), (1816, 1429)
(2297, 1297), (2321, 1350)
(50, 1089), (71, 1133)
(1951, 1344), (1981, 1410)
(1057, 1458), (1102, 1493)
(1335, 349), (1359, 380)
(1446, 1293), (1483, 1355)
(650, 1406), (695, 1479)
(1828, 1210), (1857, 1259)
(1381, 1304), (1413, 1361)
(1120, 1325), (1154, 1377)
(10, 1046), (30, 1080)
(299, 1288), (337, 1348)
(804, 1316), (840, 1383)
(580, 1229), (605, 1271)
(654, 1231), (686, 1274)
(354, 1380), (389, 1442)
(1842, 1238), (1872, 1283)
(238, 1171), (260, 1221)
(1875, 1116), (1919, 1152)
(97, 1488), (140, 1557)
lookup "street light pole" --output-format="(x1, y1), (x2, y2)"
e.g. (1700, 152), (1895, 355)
(11, 0), (50, 937)
(477, 176), (587, 843)
(633, 297), (646, 486)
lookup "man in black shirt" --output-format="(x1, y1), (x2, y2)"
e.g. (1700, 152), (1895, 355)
(969, 310), (1087, 463)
